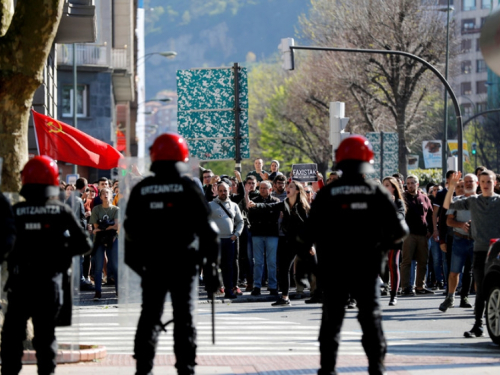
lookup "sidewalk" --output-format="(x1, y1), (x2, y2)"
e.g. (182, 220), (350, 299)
(77, 282), (308, 306)
(18, 353), (500, 374)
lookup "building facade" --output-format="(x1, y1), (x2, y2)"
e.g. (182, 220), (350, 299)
(55, 0), (136, 183)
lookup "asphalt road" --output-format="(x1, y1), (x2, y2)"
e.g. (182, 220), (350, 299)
(56, 286), (500, 359)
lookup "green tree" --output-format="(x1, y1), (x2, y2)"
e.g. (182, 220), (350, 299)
(0, 0), (64, 191)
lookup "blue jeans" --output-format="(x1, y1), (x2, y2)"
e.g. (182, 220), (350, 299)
(252, 236), (278, 289)
(409, 260), (417, 287)
(94, 238), (118, 293)
(428, 237), (448, 283)
(450, 235), (474, 274)
(244, 227), (254, 283)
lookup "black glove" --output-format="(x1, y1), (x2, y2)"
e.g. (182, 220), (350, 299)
(203, 262), (222, 295)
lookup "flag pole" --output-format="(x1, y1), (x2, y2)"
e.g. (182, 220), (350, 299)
(31, 108), (41, 156)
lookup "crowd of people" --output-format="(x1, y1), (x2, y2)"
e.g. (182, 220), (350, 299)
(198, 158), (500, 339)
(57, 156), (500, 333)
(4, 131), (499, 375)
(59, 176), (122, 300)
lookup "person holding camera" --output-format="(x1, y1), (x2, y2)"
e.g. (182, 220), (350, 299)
(89, 187), (119, 300)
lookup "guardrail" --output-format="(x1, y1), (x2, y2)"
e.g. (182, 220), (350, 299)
(57, 44), (108, 66)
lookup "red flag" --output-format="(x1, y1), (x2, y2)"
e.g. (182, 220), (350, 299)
(32, 109), (123, 170)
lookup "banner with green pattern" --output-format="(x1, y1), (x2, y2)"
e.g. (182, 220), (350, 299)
(177, 67), (249, 161)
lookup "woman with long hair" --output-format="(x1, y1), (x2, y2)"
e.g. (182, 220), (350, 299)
(247, 180), (312, 306)
(382, 176), (406, 306)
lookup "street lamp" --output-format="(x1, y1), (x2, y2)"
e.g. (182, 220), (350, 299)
(441, 0), (453, 182)
(136, 51), (177, 159)
(139, 98), (172, 106)
(137, 51), (177, 63)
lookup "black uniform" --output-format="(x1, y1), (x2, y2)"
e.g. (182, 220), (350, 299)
(0, 191), (16, 262)
(299, 172), (408, 375)
(124, 162), (219, 375)
(1, 186), (92, 375)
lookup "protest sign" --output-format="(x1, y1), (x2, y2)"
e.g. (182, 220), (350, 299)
(292, 163), (318, 182)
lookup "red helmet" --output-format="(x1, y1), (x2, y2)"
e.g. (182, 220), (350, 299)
(150, 133), (190, 163)
(21, 156), (60, 186)
(336, 135), (375, 172)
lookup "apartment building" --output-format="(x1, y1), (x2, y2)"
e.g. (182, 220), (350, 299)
(451, 0), (499, 116)
(55, 0), (136, 181)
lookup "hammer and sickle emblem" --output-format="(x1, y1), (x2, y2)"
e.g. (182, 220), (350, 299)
(47, 121), (65, 134)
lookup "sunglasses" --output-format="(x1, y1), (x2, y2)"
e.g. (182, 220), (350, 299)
(305, 190), (312, 194)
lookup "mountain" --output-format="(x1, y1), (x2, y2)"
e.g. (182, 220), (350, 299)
(144, 0), (310, 97)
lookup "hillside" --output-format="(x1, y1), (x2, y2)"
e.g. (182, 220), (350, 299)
(144, 0), (310, 97)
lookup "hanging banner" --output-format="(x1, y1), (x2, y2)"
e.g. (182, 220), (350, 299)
(422, 140), (442, 169)
(407, 155), (419, 170)
(447, 140), (470, 163)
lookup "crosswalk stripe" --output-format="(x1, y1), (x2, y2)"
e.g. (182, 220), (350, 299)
(56, 307), (367, 356)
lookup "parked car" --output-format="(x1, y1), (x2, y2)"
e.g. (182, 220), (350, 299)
(484, 239), (500, 345)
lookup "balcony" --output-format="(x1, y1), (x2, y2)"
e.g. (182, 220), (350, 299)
(112, 48), (129, 70)
(57, 44), (108, 67)
(461, 27), (480, 35)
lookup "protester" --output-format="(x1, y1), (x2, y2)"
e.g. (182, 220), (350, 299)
(247, 158), (268, 182)
(209, 181), (244, 299)
(382, 176), (406, 306)
(247, 180), (311, 306)
(89, 187), (120, 300)
(439, 174), (477, 312)
(247, 180), (281, 297)
(443, 170), (500, 338)
(268, 160), (283, 181)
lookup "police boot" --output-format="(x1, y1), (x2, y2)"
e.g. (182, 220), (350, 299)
(368, 359), (387, 375)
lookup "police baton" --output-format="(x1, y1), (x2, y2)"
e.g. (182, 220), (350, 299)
(211, 291), (215, 344)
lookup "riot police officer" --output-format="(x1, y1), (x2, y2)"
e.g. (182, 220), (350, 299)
(124, 133), (220, 375)
(1, 156), (92, 375)
(0, 189), (16, 262)
(299, 135), (409, 375)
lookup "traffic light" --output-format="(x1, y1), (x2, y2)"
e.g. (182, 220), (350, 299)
(278, 38), (295, 70)
(471, 142), (477, 155)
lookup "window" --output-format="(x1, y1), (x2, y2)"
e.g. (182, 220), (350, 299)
(461, 39), (472, 52)
(482, 0), (491, 9)
(462, 19), (476, 34)
(477, 59), (487, 73)
(62, 85), (88, 117)
(461, 82), (472, 95)
(462, 103), (473, 118)
(462, 0), (476, 10)
(461, 60), (472, 74)
(477, 80), (488, 94)
(477, 102), (488, 112)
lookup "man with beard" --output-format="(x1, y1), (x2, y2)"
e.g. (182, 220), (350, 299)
(401, 175), (434, 296)
(209, 182), (244, 299)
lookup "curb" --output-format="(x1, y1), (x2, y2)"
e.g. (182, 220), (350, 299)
(21, 344), (107, 364)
